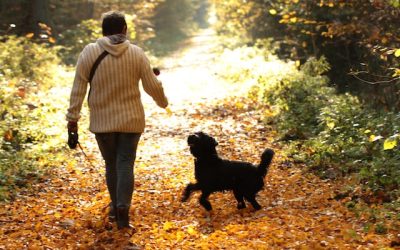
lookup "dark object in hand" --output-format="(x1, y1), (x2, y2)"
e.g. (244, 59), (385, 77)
(68, 131), (78, 149)
(181, 132), (274, 211)
(152, 67), (160, 76)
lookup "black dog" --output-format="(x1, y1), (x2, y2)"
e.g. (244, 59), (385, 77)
(181, 132), (274, 211)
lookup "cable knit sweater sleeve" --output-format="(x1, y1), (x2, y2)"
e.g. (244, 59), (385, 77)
(140, 50), (169, 108)
(66, 46), (91, 122)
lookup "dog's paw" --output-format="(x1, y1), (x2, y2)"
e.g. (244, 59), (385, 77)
(237, 202), (246, 209)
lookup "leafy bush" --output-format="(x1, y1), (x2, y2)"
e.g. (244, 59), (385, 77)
(216, 24), (399, 234)
(0, 36), (71, 201)
(0, 35), (59, 83)
(57, 19), (102, 65)
(252, 56), (399, 200)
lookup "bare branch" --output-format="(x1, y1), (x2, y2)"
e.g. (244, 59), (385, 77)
(348, 71), (400, 85)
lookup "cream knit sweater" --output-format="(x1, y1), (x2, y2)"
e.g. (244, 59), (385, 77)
(66, 36), (168, 133)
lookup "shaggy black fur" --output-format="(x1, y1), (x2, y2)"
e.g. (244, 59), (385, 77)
(181, 132), (274, 211)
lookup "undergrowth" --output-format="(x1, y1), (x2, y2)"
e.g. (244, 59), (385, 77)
(215, 44), (399, 233)
(0, 35), (73, 201)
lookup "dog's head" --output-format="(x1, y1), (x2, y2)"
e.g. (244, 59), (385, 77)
(187, 132), (218, 158)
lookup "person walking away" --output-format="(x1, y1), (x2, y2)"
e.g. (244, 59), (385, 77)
(66, 11), (168, 229)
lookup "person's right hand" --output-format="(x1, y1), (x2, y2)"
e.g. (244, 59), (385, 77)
(67, 121), (78, 149)
(67, 121), (78, 133)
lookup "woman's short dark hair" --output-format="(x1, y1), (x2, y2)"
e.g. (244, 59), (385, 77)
(102, 11), (127, 36)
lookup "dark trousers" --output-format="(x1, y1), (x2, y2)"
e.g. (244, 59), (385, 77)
(95, 132), (141, 209)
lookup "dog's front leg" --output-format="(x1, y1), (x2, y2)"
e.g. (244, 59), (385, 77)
(199, 192), (212, 211)
(181, 183), (199, 202)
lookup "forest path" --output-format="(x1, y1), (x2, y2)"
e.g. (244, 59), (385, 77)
(0, 29), (391, 249)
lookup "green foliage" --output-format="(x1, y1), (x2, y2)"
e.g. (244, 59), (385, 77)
(217, 44), (399, 230)
(255, 57), (333, 138)
(251, 55), (400, 200)
(219, 45), (399, 201)
(58, 16), (137, 64)
(148, 0), (207, 55)
(212, 0), (400, 110)
(389, 0), (400, 7)
(375, 223), (388, 234)
(0, 35), (59, 83)
(58, 19), (102, 64)
(153, 0), (204, 38)
(0, 36), (71, 201)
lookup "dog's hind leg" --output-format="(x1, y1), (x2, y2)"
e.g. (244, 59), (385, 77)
(181, 183), (200, 202)
(199, 192), (212, 211)
(233, 189), (246, 209)
(244, 195), (262, 210)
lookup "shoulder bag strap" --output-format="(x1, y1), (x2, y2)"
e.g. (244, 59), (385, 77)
(87, 50), (109, 101)
(89, 50), (109, 83)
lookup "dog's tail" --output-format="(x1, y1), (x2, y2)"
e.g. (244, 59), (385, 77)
(258, 149), (275, 177)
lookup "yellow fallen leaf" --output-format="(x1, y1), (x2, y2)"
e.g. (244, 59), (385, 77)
(163, 221), (174, 231)
(394, 49), (400, 57)
(269, 9), (277, 15)
(176, 231), (185, 241)
(187, 226), (197, 235)
(26, 33), (34, 38)
(392, 68), (400, 77)
(327, 122), (335, 129)
(235, 102), (244, 109)
(95, 219), (103, 228)
(34, 222), (42, 231)
(383, 137), (397, 150)
(369, 134), (383, 142)
(165, 107), (172, 116)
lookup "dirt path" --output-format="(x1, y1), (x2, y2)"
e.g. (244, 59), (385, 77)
(0, 30), (391, 249)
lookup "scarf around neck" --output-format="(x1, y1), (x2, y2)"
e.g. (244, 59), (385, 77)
(107, 34), (127, 44)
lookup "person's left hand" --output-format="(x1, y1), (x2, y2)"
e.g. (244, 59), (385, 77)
(153, 67), (160, 76)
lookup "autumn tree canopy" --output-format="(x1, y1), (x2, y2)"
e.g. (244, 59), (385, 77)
(212, 0), (400, 110)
